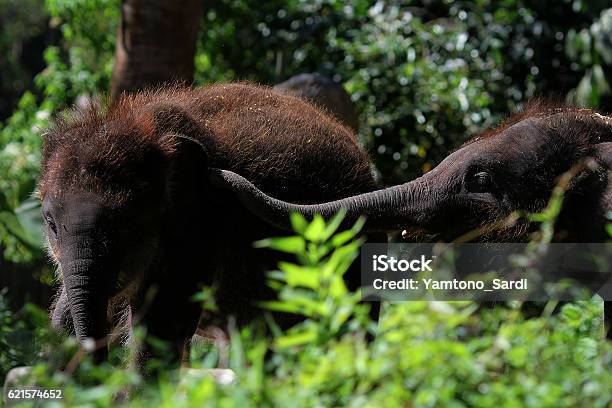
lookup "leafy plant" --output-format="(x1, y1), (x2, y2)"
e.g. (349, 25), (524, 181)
(255, 211), (372, 348)
(1, 213), (610, 407)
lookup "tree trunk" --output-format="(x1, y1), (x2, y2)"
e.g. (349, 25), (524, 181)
(110, 0), (203, 102)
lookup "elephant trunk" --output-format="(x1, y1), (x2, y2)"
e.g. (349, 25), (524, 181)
(61, 233), (115, 361)
(208, 168), (438, 232)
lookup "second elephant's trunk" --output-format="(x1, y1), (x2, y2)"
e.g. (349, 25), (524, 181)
(208, 168), (438, 232)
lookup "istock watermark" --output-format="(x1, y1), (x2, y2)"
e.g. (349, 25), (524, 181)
(371, 254), (435, 272)
(360, 243), (612, 302)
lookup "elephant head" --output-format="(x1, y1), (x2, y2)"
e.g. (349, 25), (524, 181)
(211, 106), (612, 242)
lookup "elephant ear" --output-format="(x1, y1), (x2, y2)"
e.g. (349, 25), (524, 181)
(147, 103), (210, 222)
(159, 132), (209, 218)
(147, 102), (211, 146)
(144, 102), (210, 186)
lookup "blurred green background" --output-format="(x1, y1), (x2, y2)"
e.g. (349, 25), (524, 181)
(1, 0), (612, 302)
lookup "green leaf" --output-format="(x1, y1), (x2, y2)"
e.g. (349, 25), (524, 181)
(278, 262), (320, 290)
(321, 209), (347, 241)
(14, 197), (45, 249)
(331, 304), (354, 331)
(322, 238), (364, 280)
(266, 270), (285, 281)
(274, 327), (317, 349)
(0, 209), (43, 250)
(328, 274), (348, 298)
(304, 214), (326, 242)
(277, 288), (327, 317)
(577, 337), (598, 360)
(254, 236), (306, 253)
(228, 318), (245, 374)
(330, 229), (359, 248)
(0, 211), (28, 243)
(351, 216), (366, 235)
(259, 300), (303, 315)
(290, 212), (308, 234)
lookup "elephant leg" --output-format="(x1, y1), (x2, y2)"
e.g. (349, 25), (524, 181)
(50, 284), (74, 335)
(131, 275), (202, 375)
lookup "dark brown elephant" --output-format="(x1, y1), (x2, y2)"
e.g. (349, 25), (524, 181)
(211, 104), (612, 335)
(40, 83), (379, 370)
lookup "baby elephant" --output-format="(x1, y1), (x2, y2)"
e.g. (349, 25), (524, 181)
(41, 83), (378, 370)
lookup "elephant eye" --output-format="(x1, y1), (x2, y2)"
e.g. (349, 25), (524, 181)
(45, 214), (58, 238)
(467, 171), (494, 194)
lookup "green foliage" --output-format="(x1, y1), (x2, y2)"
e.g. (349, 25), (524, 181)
(0, 290), (53, 381)
(42, 0), (119, 103)
(0, 93), (47, 262)
(256, 211), (371, 348)
(0, 0), (118, 263)
(566, 8), (612, 106)
(1, 215), (610, 407)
